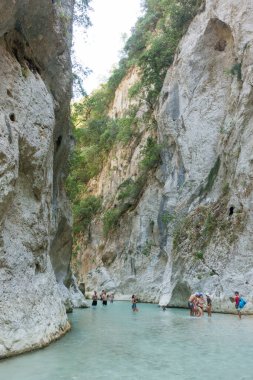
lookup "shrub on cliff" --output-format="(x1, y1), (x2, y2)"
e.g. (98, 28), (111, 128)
(139, 137), (162, 172)
(124, 0), (204, 104)
(73, 195), (102, 233)
(103, 208), (122, 237)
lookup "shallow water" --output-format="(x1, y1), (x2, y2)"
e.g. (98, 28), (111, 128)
(1, 301), (253, 380)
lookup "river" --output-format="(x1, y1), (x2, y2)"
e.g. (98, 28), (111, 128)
(1, 301), (253, 379)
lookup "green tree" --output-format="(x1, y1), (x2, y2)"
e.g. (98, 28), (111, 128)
(124, 0), (203, 105)
(74, 0), (91, 28)
(74, 195), (102, 232)
(139, 137), (161, 172)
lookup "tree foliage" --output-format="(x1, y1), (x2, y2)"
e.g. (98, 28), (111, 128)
(74, 0), (91, 28)
(72, 0), (92, 97)
(73, 195), (102, 233)
(124, 0), (203, 104)
(66, 96), (138, 234)
(139, 137), (162, 172)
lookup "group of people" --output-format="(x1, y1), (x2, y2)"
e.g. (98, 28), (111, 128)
(188, 292), (212, 317)
(92, 289), (247, 318)
(91, 290), (114, 306)
(188, 291), (247, 318)
(91, 290), (139, 312)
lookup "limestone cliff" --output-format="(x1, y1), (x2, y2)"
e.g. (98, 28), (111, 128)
(0, 0), (79, 358)
(75, 0), (253, 314)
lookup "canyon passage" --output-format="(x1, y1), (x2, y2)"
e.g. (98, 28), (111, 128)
(1, 0), (253, 375)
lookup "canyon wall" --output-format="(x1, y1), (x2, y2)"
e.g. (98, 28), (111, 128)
(0, 0), (80, 358)
(76, 0), (253, 313)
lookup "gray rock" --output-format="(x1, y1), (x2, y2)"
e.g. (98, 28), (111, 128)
(75, 0), (253, 314)
(0, 0), (74, 358)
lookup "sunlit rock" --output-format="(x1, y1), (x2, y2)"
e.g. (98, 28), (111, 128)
(75, 0), (253, 313)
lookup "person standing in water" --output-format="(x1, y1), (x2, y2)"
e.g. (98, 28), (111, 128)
(196, 293), (205, 317)
(131, 295), (138, 312)
(188, 293), (197, 316)
(233, 291), (247, 319)
(92, 291), (98, 306)
(234, 291), (241, 319)
(102, 290), (107, 306)
(110, 293), (114, 303)
(206, 293), (212, 317)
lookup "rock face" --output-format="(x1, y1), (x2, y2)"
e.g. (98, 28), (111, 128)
(0, 0), (76, 358)
(76, 0), (253, 313)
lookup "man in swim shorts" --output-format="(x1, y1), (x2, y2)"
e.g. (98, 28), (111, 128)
(92, 291), (98, 306)
(102, 290), (107, 305)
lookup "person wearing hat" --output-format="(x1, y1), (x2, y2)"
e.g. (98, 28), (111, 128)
(206, 293), (212, 317)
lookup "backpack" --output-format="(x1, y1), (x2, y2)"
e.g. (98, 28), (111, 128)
(239, 297), (247, 309)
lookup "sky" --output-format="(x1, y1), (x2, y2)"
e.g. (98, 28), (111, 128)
(73, 0), (143, 94)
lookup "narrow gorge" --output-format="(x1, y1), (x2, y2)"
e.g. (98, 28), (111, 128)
(1, 0), (253, 361)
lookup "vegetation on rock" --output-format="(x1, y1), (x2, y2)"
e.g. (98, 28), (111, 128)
(67, 0), (204, 236)
(73, 195), (102, 233)
(124, 0), (204, 104)
(199, 157), (221, 197)
(172, 192), (245, 258)
(103, 138), (162, 236)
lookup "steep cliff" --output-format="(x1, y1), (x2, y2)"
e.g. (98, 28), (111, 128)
(0, 0), (78, 358)
(73, 0), (253, 313)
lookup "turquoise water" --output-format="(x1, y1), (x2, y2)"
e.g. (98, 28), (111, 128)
(1, 301), (253, 380)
